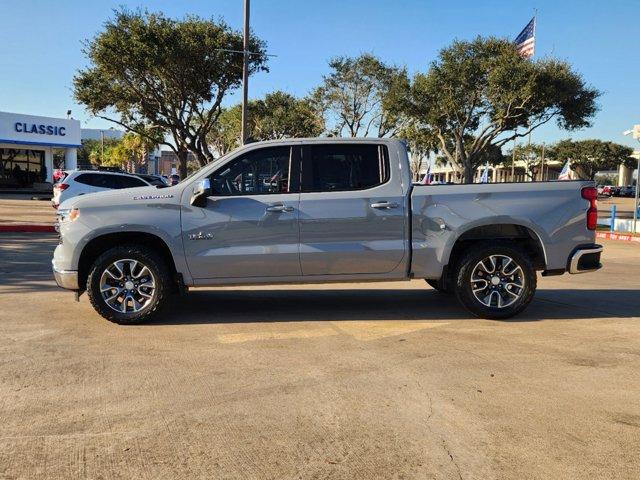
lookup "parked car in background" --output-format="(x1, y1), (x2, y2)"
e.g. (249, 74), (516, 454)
(134, 173), (169, 187)
(619, 186), (636, 197)
(53, 138), (602, 325)
(169, 174), (180, 186)
(597, 185), (613, 196)
(52, 170), (153, 208)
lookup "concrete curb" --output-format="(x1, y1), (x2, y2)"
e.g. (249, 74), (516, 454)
(596, 232), (640, 243)
(0, 224), (56, 233)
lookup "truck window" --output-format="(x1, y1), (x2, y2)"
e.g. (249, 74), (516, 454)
(209, 146), (292, 196)
(302, 144), (389, 192)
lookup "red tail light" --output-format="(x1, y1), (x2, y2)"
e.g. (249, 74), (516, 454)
(54, 183), (69, 191)
(581, 186), (598, 230)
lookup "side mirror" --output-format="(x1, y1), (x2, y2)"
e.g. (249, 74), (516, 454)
(190, 178), (211, 207)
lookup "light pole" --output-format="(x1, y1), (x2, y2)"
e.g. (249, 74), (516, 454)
(241, 0), (250, 145)
(623, 126), (640, 233)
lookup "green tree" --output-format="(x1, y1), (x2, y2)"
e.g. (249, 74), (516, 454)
(207, 105), (243, 156)
(207, 91), (324, 155)
(549, 139), (634, 180)
(251, 91), (324, 140)
(77, 138), (122, 167)
(398, 123), (438, 180)
(505, 143), (546, 180)
(110, 132), (159, 172)
(406, 37), (600, 183)
(312, 54), (410, 137)
(73, 8), (268, 178)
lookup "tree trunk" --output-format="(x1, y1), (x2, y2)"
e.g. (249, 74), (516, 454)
(177, 148), (189, 179)
(463, 163), (475, 184)
(194, 151), (209, 167)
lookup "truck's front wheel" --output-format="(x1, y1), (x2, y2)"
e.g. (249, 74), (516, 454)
(454, 242), (536, 320)
(86, 245), (170, 324)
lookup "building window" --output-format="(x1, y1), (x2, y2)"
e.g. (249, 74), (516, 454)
(0, 149), (45, 187)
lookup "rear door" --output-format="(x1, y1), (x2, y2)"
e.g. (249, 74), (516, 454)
(298, 143), (406, 276)
(181, 145), (301, 279)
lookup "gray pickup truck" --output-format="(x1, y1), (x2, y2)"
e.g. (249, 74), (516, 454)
(53, 138), (602, 324)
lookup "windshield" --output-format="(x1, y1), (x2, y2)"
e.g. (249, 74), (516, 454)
(179, 151), (234, 183)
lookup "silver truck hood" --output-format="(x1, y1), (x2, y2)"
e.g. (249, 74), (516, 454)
(59, 185), (181, 210)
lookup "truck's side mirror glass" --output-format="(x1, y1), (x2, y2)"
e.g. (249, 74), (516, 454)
(190, 178), (211, 207)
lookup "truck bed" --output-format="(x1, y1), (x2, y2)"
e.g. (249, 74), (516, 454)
(410, 180), (596, 279)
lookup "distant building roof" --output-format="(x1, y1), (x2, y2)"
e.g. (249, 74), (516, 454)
(81, 128), (124, 141)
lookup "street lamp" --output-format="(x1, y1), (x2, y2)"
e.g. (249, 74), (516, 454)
(623, 126), (640, 233)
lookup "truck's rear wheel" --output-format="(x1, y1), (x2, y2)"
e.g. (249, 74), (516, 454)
(86, 245), (170, 324)
(454, 242), (536, 320)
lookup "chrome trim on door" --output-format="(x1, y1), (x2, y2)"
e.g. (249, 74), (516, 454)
(370, 201), (399, 209)
(266, 204), (294, 213)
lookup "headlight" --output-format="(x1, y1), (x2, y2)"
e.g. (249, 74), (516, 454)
(57, 207), (80, 223)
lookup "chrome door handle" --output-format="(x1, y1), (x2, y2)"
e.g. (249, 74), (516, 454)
(370, 201), (399, 209)
(266, 204), (294, 213)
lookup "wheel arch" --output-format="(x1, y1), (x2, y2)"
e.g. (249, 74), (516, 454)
(443, 222), (547, 282)
(78, 231), (178, 291)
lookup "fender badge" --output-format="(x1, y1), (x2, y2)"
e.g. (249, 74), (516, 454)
(189, 232), (214, 240)
(133, 194), (174, 200)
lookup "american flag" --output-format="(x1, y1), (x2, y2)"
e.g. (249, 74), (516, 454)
(515, 17), (536, 58)
(480, 162), (490, 183)
(558, 160), (572, 180)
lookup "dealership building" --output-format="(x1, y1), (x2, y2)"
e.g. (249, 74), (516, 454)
(0, 111), (82, 189)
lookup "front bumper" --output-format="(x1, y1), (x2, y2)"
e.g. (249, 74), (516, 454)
(568, 244), (603, 274)
(52, 260), (79, 290)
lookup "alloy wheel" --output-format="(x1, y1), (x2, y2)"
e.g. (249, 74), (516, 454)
(470, 254), (525, 309)
(99, 259), (156, 314)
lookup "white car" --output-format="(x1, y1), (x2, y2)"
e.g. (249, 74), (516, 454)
(52, 170), (153, 208)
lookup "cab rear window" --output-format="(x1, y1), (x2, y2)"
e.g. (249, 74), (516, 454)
(301, 144), (389, 192)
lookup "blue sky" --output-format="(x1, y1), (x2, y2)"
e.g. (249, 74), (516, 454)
(0, 0), (637, 148)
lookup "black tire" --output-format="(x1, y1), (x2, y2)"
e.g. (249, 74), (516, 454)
(454, 241), (536, 320)
(426, 278), (451, 294)
(86, 244), (170, 324)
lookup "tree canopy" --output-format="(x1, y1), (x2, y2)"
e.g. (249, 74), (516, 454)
(73, 8), (268, 177)
(405, 36), (600, 183)
(312, 54), (410, 137)
(207, 91), (324, 155)
(505, 143), (547, 180)
(549, 139), (635, 180)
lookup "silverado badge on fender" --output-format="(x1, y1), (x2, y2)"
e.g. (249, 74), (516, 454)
(133, 194), (174, 200)
(189, 232), (214, 240)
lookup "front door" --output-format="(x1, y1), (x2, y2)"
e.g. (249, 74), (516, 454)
(182, 146), (301, 279)
(298, 143), (406, 276)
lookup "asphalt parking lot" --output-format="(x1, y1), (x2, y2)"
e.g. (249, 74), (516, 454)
(1, 234), (639, 479)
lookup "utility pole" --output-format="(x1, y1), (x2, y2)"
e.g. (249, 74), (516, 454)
(623, 125), (640, 234)
(241, 0), (250, 145)
(100, 130), (105, 164)
(526, 129), (532, 182)
(540, 143), (546, 181)
(511, 139), (516, 181)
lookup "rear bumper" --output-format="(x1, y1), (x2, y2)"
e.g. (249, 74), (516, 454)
(52, 260), (79, 290)
(568, 244), (603, 274)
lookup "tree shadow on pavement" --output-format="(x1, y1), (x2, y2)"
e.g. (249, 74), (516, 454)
(149, 287), (640, 325)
